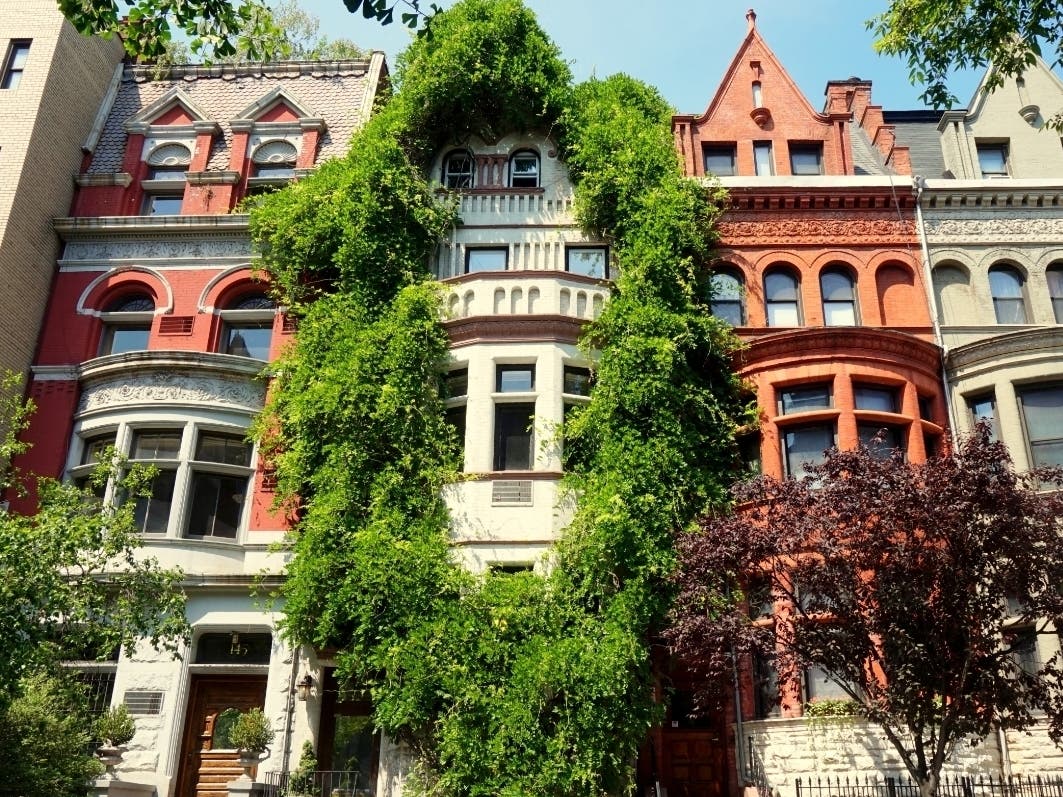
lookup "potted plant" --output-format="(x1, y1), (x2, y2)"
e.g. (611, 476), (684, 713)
(285, 741), (317, 797)
(228, 708), (275, 781)
(95, 704), (136, 778)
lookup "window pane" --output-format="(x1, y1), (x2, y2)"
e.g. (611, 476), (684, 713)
(989, 267), (1027, 323)
(566, 247), (607, 278)
(563, 366), (592, 396)
(710, 272), (745, 325)
(704, 146), (736, 176)
(224, 323), (272, 360)
(497, 365), (534, 392)
(134, 469), (177, 534)
(144, 195), (183, 215)
(494, 403), (534, 470)
(806, 664), (851, 701)
(858, 424), (904, 459)
(1020, 385), (1063, 467)
(767, 302), (800, 326)
(445, 406), (466, 453)
(765, 271), (798, 301)
(784, 424), (833, 478)
(754, 142), (774, 176)
(196, 434), (251, 466)
(132, 431), (182, 460)
(107, 295), (155, 313)
(510, 153), (539, 187)
(820, 271), (854, 301)
(444, 153), (474, 188)
(187, 472), (247, 538)
(103, 325), (150, 355)
(823, 302), (856, 326)
(442, 369), (468, 398)
(82, 434), (116, 465)
(255, 164), (295, 179)
(977, 144), (1008, 177)
(148, 166), (186, 181)
(854, 385), (898, 413)
(968, 394), (998, 440)
(466, 249), (508, 273)
(790, 145), (822, 175)
(1050, 268), (1063, 323)
(780, 385), (831, 414)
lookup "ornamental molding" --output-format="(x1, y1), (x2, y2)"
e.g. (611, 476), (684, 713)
(736, 327), (941, 375)
(946, 327), (1063, 373)
(444, 314), (585, 347)
(78, 369), (265, 414)
(62, 234), (251, 264)
(718, 213), (916, 246)
(923, 215), (1063, 243)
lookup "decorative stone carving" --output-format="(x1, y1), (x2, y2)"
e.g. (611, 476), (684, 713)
(718, 215), (915, 245)
(63, 235), (251, 264)
(924, 215), (1063, 243)
(79, 371), (265, 413)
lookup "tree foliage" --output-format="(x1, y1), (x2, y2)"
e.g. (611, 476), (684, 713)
(670, 427), (1063, 797)
(870, 0), (1063, 113)
(251, 0), (749, 793)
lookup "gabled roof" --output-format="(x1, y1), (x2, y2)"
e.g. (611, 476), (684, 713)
(234, 85), (317, 123)
(124, 87), (211, 132)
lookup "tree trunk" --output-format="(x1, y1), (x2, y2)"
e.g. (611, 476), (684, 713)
(918, 772), (939, 797)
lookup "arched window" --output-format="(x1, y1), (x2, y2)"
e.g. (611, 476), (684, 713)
(220, 293), (276, 360)
(509, 150), (539, 188)
(1047, 264), (1063, 323)
(709, 269), (745, 326)
(820, 267), (858, 326)
(251, 140), (298, 180)
(764, 268), (801, 327)
(988, 264), (1028, 324)
(99, 293), (155, 355)
(442, 150), (475, 189)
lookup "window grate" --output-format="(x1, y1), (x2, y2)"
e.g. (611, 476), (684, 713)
(159, 316), (194, 335)
(124, 690), (164, 715)
(492, 480), (533, 505)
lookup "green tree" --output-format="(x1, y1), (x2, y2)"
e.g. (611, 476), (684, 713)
(871, 0), (1063, 112)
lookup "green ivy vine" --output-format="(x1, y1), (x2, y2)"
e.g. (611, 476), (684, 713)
(249, 1), (750, 793)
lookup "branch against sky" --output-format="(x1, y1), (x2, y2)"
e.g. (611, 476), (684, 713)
(869, 0), (1063, 110)
(669, 426), (1063, 797)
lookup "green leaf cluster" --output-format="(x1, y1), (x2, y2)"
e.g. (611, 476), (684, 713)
(251, 1), (749, 794)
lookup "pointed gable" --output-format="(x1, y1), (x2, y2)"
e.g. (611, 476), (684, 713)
(125, 87), (211, 132)
(673, 9), (853, 178)
(234, 86), (318, 125)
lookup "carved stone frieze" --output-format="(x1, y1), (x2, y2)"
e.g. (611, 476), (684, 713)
(923, 215), (1063, 243)
(63, 235), (251, 264)
(79, 371), (265, 413)
(718, 214), (915, 246)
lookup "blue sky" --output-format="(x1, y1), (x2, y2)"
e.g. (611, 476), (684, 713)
(299, 0), (985, 114)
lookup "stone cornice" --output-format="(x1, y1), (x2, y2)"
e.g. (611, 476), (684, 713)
(54, 214), (250, 241)
(736, 327), (942, 374)
(124, 57), (376, 83)
(441, 271), (610, 287)
(444, 314), (586, 346)
(920, 179), (1063, 210)
(722, 184), (917, 211)
(946, 327), (1063, 372)
(923, 213), (1063, 244)
(719, 210), (916, 246)
(79, 349), (265, 384)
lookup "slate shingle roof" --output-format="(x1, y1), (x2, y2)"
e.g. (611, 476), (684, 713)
(88, 59), (384, 174)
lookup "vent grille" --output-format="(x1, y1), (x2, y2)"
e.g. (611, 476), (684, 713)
(159, 316), (194, 335)
(491, 480), (533, 505)
(124, 691), (164, 715)
(281, 314), (298, 333)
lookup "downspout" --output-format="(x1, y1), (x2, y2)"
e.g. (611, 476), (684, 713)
(732, 645), (750, 787)
(280, 643), (300, 774)
(913, 176), (959, 438)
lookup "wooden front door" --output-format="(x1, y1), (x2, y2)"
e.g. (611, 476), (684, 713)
(175, 675), (268, 797)
(660, 729), (727, 797)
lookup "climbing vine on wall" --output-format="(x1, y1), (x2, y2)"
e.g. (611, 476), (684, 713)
(250, 1), (751, 794)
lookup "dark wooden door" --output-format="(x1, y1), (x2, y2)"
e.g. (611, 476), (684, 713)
(175, 675), (268, 797)
(660, 729), (727, 797)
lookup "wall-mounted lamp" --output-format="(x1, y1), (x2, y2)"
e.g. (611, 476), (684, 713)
(296, 673), (314, 701)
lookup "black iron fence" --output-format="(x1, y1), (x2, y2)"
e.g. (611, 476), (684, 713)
(796, 775), (1063, 797)
(260, 770), (373, 797)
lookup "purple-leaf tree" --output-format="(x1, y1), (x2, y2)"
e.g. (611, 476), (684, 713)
(669, 426), (1063, 797)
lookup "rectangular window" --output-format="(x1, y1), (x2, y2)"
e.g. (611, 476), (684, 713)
(779, 384), (831, 414)
(853, 384), (899, 413)
(753, 651), (780, 718)
(134, 469), (177, 535)
(147, 166), (187, 181)
(466, 248), (508, 273)
(563, 366), (592, 396)
(101, 324), (151, 356)
(783, 423), (834, 479)
(1, 41), (30, 90)
(918, 394), (934, 421)
(222, 320), (272, 360)
(977, 142), (1010, 178)
(805, 664), (852, 702)
(445, 406), (466, 454)
(703, 144), (737, 176)
(565, 246), (608, 279)
(967, 393), (998, 441)
(1018, 385), (1063, 468)
(857, 424), (905, 459)
(496, 364), (535, 392)
(442, 368), (468, 399)
(753, 141), (774, 176)
(185, 433), (252, 539)
(143, 194), (184, 215)
(789, 142), (823, 175)
(494, 403), (534, 471)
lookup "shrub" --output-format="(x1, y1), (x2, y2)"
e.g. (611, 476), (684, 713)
(95, 703), (136, 746)
(228, 708), (275, 754)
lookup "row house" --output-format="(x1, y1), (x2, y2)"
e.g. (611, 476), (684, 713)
(16, 56), (388, 797)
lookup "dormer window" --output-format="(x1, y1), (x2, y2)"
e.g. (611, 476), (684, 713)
(509, 150), (539, 188)
(142, 143), (191, 215)
(249, 140), (298, 194)
(443, 150), (475, 189)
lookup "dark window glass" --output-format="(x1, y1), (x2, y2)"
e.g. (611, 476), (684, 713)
(854, 385), (898, 413)
(977, 143), (1009, 177)
(466, 248), (508, 273)
(1019, 385), (1063, 467)
(494, 403), (534, 470)
(496, 365), (534, 392)
(1, 41), (30, 90)
(442, 369), (468, 398)
(194, 632), (272, 664)
(1048, 266), (1063, 323)
(563, 366), (592, 396)
(805, 664), (852, 701)
(703, 144), (736, 176)
(510, 151), (539, 187)
(107, 295), (155, 313)
(186, 472), (247, 538)
(968, 393), (998, 441)
(753, 649), (779, 718)
(196, 433), (251, 467)
(780, 384), (831, 414)
(821, 268), (857, 326)
(134, 469), (177, 534)
(223, 321), (272, 360)
(81, 434), (116, 466)
(231, 294), (275, 311)
(132, 431), (181, 459)
(738, 432), (762, 476)
(101, 326), (150, 355)
(918, 395), (934, 421)
(565, 247), (608, 278)
(443, 151), (474, 189)
(989, 265), (1028, 323)
(710, 271), (745, 325)
(1011, 629), (1040, 676)
(254, 164), (295, 179)
(143, 194), (183, 215)
(857, 424), (905, 459)
(783, 424), (834, 478)
(765, 270), (800, 326)
(445, 406), (466, 453)
(790, 143), (823, 175)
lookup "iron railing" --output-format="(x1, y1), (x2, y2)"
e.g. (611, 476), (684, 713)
(260, 770), (373, 797)
(796, 775), (1063, 797)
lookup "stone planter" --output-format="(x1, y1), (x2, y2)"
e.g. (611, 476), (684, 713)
(95, 745), (124, 779)
(237, 749), (268, 781)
